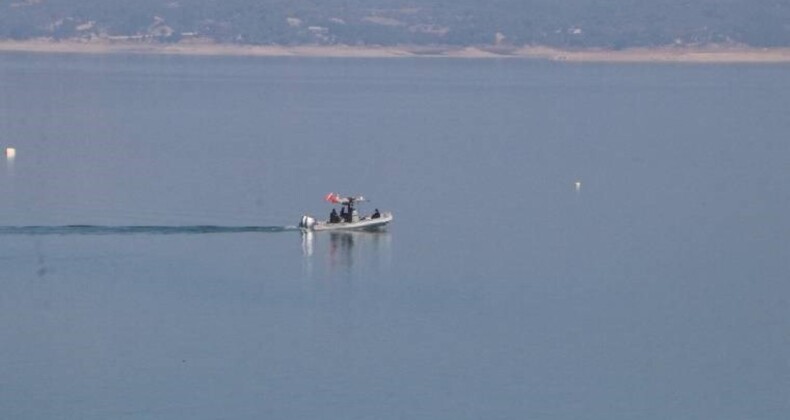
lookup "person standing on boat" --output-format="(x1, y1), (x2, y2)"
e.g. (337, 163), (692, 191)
(346, 197), (358, 222)
(339, 206), (348, 223)
(372, 209), (381, 219)
(329, 208), (340, 223)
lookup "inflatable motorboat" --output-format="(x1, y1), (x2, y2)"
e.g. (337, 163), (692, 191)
(299, 193), (393, 232)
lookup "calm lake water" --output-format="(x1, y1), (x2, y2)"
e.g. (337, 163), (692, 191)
(1, 53), (789, 419)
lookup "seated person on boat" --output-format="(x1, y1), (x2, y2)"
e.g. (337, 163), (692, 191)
(329, 208), (341, 223)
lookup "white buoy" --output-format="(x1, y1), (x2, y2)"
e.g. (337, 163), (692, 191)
(5, 147), (15, 159)
(574, 180), (581, 192)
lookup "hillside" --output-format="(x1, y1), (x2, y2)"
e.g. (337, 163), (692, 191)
(2, 0), (790, 49)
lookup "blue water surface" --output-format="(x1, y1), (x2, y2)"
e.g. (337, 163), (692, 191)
(1, 53), (789, 419)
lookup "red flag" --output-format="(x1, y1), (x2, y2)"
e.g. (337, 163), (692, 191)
(325, 193), (340, 203)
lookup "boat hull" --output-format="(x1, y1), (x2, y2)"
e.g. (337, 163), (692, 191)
(302, 212), (392, 232)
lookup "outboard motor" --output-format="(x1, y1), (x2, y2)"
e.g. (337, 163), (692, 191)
(299, 215), (316, 230)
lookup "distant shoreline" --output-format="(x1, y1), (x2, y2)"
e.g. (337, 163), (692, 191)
(2, 39), (790, 63)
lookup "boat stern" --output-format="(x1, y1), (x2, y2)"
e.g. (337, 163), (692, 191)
(299, 215), (317, 230)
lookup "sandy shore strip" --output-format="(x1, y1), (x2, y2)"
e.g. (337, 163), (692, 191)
(1, 39), (790, 63)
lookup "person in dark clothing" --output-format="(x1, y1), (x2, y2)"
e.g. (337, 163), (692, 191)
(329, 208), (340, 223)
(339, 206), (348, 222)
(372, 209), (381, 219)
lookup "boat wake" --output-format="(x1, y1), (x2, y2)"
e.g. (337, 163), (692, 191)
(0, 225), (299, 236)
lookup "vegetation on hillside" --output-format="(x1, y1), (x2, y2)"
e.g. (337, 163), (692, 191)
(2, 0), (789, 48)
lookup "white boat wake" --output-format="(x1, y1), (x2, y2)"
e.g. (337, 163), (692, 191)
(0, 225), (299, 236)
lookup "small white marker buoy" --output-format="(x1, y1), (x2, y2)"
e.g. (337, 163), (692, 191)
(574, 180), (581, 192)
(5, 147), (15, 159)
